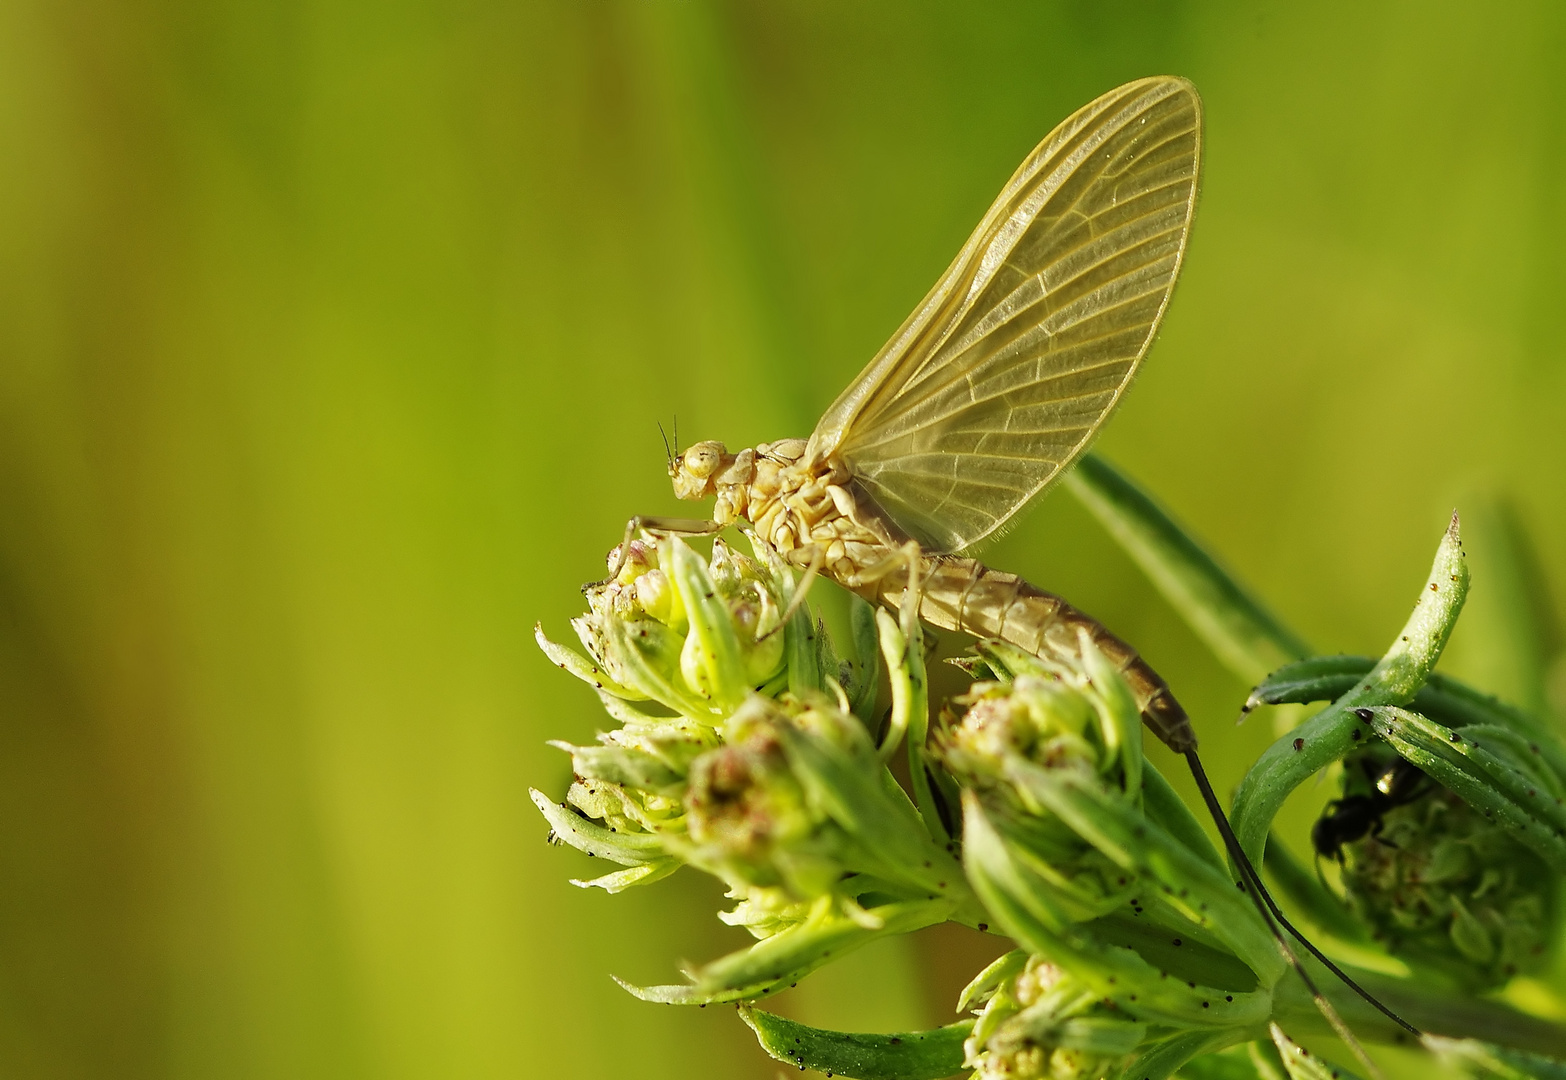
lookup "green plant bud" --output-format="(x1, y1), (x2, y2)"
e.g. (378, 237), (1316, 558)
(566, 536), (789, 715)
(939, 651), (1144, 925)
(945, 674), (1100, 782)
(680, 697), (845, 898)
(1334, 750), (1558, 990)
(965, 955), (1145, 1080)
(553, 716), (722, 841)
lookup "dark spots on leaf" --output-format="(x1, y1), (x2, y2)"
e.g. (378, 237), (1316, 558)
(1450, 732), (1462, 743)
(1172, 938), (1182, 946)
(978, 923), (988, 932)
(1351, 729), (1361, 740)
(1293, 738), (1305, 751)
(1354, 708), (1373, 722)
(1225, 995), (1233, 1002)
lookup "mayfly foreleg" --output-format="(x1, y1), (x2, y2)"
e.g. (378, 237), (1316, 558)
(588, 515), (726, 590)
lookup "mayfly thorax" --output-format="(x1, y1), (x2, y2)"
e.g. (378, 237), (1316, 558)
(595, 76), (1418, 1049)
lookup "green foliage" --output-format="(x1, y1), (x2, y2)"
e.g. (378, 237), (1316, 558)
(537, 459), (1566, 1080)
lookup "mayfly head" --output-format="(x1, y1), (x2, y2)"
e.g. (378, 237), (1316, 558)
(670, 440), (730, 500)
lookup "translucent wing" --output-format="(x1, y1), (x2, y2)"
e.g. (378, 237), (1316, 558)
(805, 77), (1202, 552)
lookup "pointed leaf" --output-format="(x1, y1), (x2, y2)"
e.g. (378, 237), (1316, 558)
(740, 1006), (972, 1080)
(529, 788), (665, 866)
(1232, 516), (1468, 863)
(1268, 1024), (1362, 1080)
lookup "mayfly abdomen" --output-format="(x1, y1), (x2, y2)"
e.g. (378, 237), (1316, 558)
(884, 557), (1197, 754)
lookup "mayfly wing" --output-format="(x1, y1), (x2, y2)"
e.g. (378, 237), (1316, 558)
(805, 77), (1202, 553)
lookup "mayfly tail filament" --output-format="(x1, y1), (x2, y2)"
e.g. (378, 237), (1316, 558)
(1185, 749), (1420, 1070)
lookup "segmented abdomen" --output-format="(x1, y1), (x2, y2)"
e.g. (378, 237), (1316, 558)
(879, 556), (1197, 753)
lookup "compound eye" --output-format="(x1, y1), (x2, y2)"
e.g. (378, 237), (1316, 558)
(681, 441), (725, 479)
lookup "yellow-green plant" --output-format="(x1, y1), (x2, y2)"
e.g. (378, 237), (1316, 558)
(534, 457), (1566, 1080)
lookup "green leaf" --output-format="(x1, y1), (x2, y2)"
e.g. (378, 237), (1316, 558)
(1083, 634), (1143, 799)
(848, 593), (883, 727)
(602, 615), (717, 719)
(1362, 706), (1566, 872)
(1231, 516), (1469, 864)
(1142, 761), (1225, 872)
(1065, 454), (1310, 682)
(1119, 1029), (1250, 1080)
(873, 603), (947, 847)
(1423, 1035), (1566, 1080)
(667, 537), (748, 709)
(533, 622), (644, 700)
(1086, 912), (1260, 995)
(616, 897), (954, 1004)
(571, 858), (681, 893)
(1003, 761), (1281, 982)
(528, 788), (666, 866)
(1244, 655), (1382, 712)
(955, 948), (1027, 1013)
(1172, 1042), (1269, 1080)
(961, 796), (1273, 1029)
(545, 740), (683, 792)
(749, 533), (827, 700)
(1247, 658), (1566, 788)
(1268, 1024), (1362, 1080)
(774, 716), (968, 905)
(739, 1006), (973, 1080)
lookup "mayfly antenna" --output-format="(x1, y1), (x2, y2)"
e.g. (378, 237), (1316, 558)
(658, 421), (674, 472)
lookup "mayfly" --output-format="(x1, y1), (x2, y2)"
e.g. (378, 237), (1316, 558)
(599, 76), (1413, 1046)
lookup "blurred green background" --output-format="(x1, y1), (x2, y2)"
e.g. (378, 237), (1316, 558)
(3, 1), (1566, 1076)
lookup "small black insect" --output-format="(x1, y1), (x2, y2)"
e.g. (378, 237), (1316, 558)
(1312, 755), (1430, 863)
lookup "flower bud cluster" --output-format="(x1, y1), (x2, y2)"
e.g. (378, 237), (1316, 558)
(964, 955), (1145, 1080)
(578, 537), (786, 710)
(537, 535), (964, 947)
(939, 644), (1144, 923)
(1335, 749), (1557, 990)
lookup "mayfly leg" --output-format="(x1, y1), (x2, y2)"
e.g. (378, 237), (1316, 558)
(588, 515), (726, 590)
(762, 539), (925, 644)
